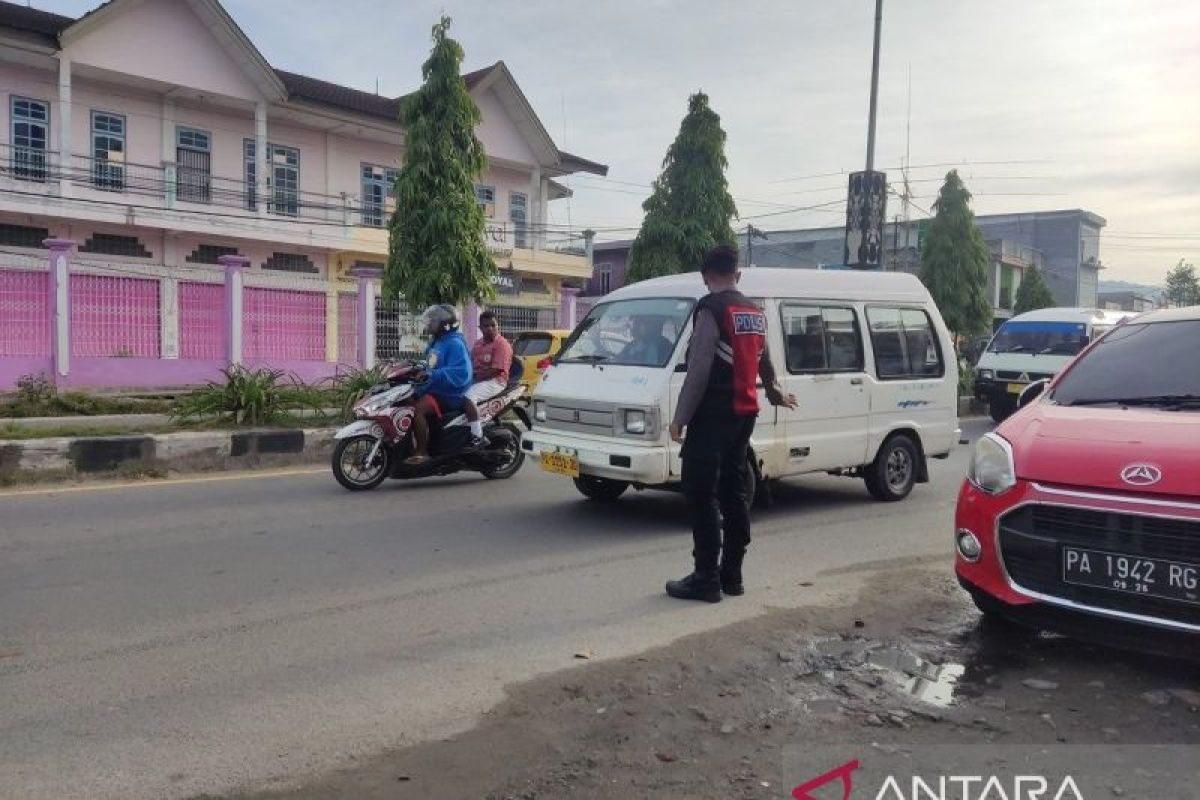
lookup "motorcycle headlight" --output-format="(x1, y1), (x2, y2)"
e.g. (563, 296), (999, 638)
(534, 400), (547, 422)
(624, 409), (647, 434)
(967, 433), (1016, 495)
(977, 369), (994, 381)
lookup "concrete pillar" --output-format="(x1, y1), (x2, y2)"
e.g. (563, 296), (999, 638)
(161, 277), (179, 359)
(254, 102), (269, 217)
(219, 255), (250, 366)
(350, 264), (382, 369)
(463, 301), (482, 344)
(162, 97), (176, 208)
(583, 229), (595, 266)
(529, 166), (542, 251)
(559, 286), (579, 330)
(44, 238), (75, 382)
(57, 56), (72, 197)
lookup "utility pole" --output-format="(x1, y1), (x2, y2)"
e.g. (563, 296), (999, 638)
(844, 0), (887, 270)
(865, 0), (883, 173)
(745, 225), (768, 267)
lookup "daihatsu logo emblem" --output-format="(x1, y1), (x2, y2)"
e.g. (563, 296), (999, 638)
(1121, 464), (1162, 486)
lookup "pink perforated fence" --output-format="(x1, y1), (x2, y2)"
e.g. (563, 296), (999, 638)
(70, 273), (161, 358)
(179, 281), (226, 360)
(244, 287), (326, 361)
(0, 268), (51, 356)
(337, 292), (358, 364)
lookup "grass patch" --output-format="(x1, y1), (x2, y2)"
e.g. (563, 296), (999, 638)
(0, 414), (330, 441)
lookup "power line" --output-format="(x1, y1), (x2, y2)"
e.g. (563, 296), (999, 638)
(768, 159), (1054, 185)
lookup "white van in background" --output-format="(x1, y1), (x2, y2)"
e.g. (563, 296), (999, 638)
(522, 268), (960, 505)
(973, 307), (1134, 422)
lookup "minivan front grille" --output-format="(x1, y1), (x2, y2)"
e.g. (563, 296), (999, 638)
(540, 400), (615, 435)
(996, 370), (1053, 381)
(999, 504), (1200, 627)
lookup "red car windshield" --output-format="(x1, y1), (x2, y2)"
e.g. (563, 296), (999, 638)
(1051, 320), (1200, 408)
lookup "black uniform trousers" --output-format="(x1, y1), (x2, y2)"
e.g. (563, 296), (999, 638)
(679, 412), (757, 574)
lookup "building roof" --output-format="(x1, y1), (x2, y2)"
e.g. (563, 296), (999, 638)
(0, 1), (606, 173)
(593, 239), (634, 252)
(0, 1), (71, 45)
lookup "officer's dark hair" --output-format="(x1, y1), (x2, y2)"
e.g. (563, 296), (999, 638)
(480, 310), (498, 323)
(700, 244), (739, 276)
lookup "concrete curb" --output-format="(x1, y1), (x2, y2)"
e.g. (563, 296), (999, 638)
(2, 408), (338, 432)
(0, 428), (336, 483)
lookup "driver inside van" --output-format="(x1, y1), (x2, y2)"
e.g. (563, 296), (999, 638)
(619, 315), (674, 366)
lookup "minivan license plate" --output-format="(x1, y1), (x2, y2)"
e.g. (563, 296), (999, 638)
(1062, 546), (1200, 605)
(541, 451), (579, 478)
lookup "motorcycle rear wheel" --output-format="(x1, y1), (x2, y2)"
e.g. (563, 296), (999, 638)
(332, 435), (391, 491)
(480, 423), (525, 480)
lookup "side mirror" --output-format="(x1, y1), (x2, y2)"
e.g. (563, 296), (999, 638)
(1018, 378), (1049, 409)
(674, 361), (687, 373)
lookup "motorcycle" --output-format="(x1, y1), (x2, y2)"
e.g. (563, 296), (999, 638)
(331, 361), (528, 491)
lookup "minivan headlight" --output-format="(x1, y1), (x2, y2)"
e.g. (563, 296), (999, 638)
(624, 409), (647, 434)
(533, 400), (547, 423)
(967, 433), (1016, 495)
(977, 369), (994, 381)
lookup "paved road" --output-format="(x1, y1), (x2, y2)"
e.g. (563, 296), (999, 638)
(0, 420), (989, 800)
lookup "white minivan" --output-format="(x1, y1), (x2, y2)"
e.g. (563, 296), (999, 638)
(973, 307), (1134, 422)
(523, 268), (960, 504)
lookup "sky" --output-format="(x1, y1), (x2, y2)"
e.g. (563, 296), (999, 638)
(36, 0), (1200, 285)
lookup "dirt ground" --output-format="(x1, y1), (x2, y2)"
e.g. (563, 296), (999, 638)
(217, 567), (1200, 800)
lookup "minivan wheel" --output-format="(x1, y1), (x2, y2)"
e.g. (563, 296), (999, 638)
(989, 395), (1016, 423)
(864, 434), (918, 501)
(574, 475), (629, 502)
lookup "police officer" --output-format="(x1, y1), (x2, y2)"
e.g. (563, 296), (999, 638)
(666, 245), (797, 603)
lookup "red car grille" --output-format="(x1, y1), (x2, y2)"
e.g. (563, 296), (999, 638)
(999, 504), (1200, 627)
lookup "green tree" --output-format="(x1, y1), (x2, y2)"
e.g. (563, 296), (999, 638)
(384, 17), (494, 309)
(1164, 259), (1200, 307)
(627, 92), (737, 282)
(918, 170), (992, 338)
(1013, 265), (1056, 314)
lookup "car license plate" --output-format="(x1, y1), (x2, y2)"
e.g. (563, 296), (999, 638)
(540, 450), (579, 478)
(1007, 382), (1026, 395)
(1062, 546), (1200, 605)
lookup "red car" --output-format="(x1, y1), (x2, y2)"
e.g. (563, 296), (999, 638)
(955, 306), (1200, 656)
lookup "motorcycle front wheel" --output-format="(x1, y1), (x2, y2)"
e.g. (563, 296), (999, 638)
(332, 435), (392, 491)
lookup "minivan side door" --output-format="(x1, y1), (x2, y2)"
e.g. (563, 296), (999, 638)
(862, 305), (952, 455)
(774, 302), (870, 472)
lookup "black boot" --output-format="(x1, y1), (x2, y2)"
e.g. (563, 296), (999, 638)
(665, 571), (722, 603)
(720, 552), (745, 596)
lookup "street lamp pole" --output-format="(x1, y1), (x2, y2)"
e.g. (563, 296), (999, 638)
(865, 0), (883, 173)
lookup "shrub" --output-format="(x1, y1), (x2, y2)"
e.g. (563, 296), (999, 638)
(173, 366), (325, 426)
(326, 365), (390, 421)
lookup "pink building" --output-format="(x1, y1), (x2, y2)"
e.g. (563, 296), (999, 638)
(0, 0), (606, 389)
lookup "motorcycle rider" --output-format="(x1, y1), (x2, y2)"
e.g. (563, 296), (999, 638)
(406, 304), (473, 466)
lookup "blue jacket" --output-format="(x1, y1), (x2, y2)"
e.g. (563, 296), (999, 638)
(417, 331), (473, 399)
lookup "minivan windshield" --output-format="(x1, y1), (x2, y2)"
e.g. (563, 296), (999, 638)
(1052, 320), (1200, 409)
(557, 298), (694, 368)
(987, 320), (1090, 356)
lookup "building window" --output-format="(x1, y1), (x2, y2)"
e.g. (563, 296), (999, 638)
(80, 233), (152, 258)
(780, 305), (864, 374)
(866, 307), (944, 380)
(0, 223), (50, 249)
(509, 191), (528, 249)
(243, 139), (256, 210)
(361, 164), (399, 227)
(596, 263), (612, 295)
(11, 97), (50, 182)
(269, 144), (299, 217)
(263, 252), (318, 274)
(475, 185), (495, 217)
(91, 111), (126, 191)
(176, 127), (211, 203)
(185, 244), (239, 265)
